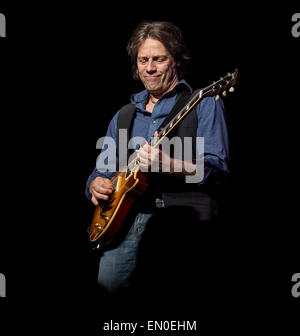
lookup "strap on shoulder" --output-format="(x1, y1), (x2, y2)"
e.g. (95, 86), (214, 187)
(117, 103), (136, 131)
(116, 103), (136, 168)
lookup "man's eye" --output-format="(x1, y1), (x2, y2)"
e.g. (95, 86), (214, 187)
(139, 58), (147, 64)
(155, 57), (167, 62)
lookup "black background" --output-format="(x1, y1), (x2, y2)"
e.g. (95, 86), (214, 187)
(0, 2), (299, 335)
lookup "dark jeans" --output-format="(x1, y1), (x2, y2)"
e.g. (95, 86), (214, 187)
(97, 199), (164, 293)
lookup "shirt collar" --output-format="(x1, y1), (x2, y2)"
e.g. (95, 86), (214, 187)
(130, 79), (192, 105)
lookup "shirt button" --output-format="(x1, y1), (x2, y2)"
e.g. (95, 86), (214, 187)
(152, 120), (156, 124)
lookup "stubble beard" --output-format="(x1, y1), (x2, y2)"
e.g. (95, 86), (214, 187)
(143, 72), (178, 98)
(140, 64), (178, 98)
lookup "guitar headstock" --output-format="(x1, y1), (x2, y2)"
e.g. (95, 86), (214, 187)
(202, 68), (240, 100)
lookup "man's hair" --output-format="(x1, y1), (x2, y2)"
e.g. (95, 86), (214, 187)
(127, 20), (191, 80)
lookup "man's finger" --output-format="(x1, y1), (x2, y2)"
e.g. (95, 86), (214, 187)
(92, 190), (110, 201)
(92, 184), (113, 194)
(91, 194), (99, 206)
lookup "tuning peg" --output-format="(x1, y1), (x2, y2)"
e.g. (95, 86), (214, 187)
(215, 95), (220, 101)
(229, 86), (234, 92)
(222, 91), (227, 97)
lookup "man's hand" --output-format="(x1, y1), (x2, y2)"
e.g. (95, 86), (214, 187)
(137, 131), (196, 176)
(89, 176), (114, 205)
(137, 131), (170, 172)
(137, 142), (171, 172)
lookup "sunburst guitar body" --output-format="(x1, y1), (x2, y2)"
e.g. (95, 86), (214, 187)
(89, 169), (148, 248)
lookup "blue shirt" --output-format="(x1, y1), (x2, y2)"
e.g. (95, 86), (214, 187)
(86, 80), (229, 199)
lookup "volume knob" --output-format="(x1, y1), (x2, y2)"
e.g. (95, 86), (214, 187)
(94, 222), (103, 231)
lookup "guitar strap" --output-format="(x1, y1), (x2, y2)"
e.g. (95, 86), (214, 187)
(116, 102), (136, 160)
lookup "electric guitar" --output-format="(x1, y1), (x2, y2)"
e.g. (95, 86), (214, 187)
(89, 69), (239, 249)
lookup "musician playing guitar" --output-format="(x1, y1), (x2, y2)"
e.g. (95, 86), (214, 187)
(86, 21), (229, 298)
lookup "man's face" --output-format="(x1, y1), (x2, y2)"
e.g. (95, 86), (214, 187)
(137, 38), (178, 96)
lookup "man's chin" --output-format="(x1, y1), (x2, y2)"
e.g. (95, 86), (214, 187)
(145, 85), (163, 95)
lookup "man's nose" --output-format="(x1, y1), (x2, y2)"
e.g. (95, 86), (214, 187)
(146, 60), (156, 73)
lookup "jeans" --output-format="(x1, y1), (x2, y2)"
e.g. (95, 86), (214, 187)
(97, 199), (164, 293)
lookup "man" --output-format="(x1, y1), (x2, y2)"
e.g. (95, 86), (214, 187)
(86, 21), (229, 297)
